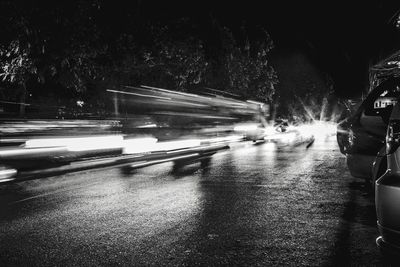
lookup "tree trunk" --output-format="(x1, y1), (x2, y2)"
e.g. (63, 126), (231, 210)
(113, 92), (119, 116)
(19, 83), (26, 117)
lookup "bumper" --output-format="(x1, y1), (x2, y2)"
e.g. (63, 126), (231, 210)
(346, 153), (375, 179)
(376, 171), (400, 256)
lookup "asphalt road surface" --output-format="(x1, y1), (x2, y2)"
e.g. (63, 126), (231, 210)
(0, 139), (385, 266)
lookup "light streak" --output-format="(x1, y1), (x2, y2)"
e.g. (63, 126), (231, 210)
(136, 124), (157, 128)
(233, 123), (259, 132)
(0, 167), (17, 182)
(25, 135), (125, 152)
(106, 89), (171, 100)
(123, 137), (158, 154)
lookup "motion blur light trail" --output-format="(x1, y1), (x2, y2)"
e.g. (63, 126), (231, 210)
(107, 85), (268, 127)
(25, 136), (125, 152)
(22, 135), (244, 156)
(0, 85), (340, 183)
(0, 120), (121, 134)
(233, 123), (259, 132)
(123, 137), (158, 154)
(0, 132), (247, 182)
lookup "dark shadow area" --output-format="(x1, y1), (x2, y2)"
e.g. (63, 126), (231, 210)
(119, 165), (139, 176)
(329, 180), (382, 265)
(0, 183), (34, 219)
(348, 181), (371, 192)
(179, 151), (255, 266)
(0, 180), (68, 223)
(170, 157), (212, 178)
(177, 147), (287, 266)
(0, 183), (32, 203)
(170, 164), (200, 178)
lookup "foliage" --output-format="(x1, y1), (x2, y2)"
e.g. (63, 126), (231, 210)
(0, 1), (279, 115)
(0, 0), (104, 92)
(108, 28), (209, 91)
(0, 40), (36, 85)
(140, 37), (208, 90)
(224, 30), (278, 101)
(205, 26), (278, 102)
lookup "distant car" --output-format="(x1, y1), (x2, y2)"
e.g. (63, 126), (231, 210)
(273, 119), (289, 132)
(264, 121), (315, 148)
(376, 101), (400, 255)
(337, 78), (400, 184)
(233, 123), (266, 142)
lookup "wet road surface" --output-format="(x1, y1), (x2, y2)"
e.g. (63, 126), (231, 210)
(0, 139), (384, 266)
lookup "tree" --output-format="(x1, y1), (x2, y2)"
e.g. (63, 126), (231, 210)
(0, 24), (39, 115)
(139, 38), (208, 90)
(0, 2), (279, 117)
(0, 0), (106, 115)
(205, 26), (278, 103)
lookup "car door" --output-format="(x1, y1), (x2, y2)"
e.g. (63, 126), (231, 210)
(350, 79), (400, 155)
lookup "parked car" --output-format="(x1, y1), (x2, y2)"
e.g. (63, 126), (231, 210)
(376, 100), (400, 255)
(337, 78), (400, 185)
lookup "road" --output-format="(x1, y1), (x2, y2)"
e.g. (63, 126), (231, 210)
(0, 138), (385, 266)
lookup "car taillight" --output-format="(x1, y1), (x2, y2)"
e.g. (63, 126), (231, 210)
(387, 120), (400, 154)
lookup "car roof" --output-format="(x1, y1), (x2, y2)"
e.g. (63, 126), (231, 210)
(370, 51), (400, 91)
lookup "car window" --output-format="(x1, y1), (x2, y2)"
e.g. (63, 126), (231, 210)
(364, 87), (400, 117)
(358, 79), (400, 137)
(363, 80), (400, 125)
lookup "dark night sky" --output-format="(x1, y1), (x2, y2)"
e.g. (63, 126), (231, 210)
(4, 1), (399, 99)
(129, 0), (400, 98)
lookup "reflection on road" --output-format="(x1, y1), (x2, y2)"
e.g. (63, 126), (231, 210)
(0, 139), (381, 266)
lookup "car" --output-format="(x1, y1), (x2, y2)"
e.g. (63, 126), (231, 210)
(233, 122), (267, 142)
(263, 120), (315, 148)
(337, 78), (400, 185)
(273, 118), (289, 132)
(376, 100), (400, 255)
